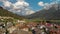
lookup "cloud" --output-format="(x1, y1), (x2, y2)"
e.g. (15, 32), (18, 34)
(17, 0), (24, 1)
(38, 1), (50, 10)
(13, 1), (29, 9)
(38, 1), (44, 6)
(2, 0), (29, 9)
(2, 1), (14, 11)
(0, 0), (9, 3)
(0, 0), (34, 15)
(38, 0), (59, 10)
(3, 1), (12, 7)
(10, 0), (29, 13)
(44, 3), (49, 10)
(38, 1), (49, 7)
(0, 0), (6, 1)
(44, 2), (59, 10)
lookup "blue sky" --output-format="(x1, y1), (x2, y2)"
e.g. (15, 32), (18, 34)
(25, 0), (54, 11)
(0, 0), (59, 11)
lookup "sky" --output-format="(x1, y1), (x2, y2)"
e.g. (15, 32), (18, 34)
(25, 0), (55, 11)
(0, 0), (60, 12)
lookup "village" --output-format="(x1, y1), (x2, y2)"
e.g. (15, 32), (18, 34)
(0, 16), (60, 34)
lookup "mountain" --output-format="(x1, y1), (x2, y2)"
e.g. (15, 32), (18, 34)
(7, 7), (35, 16)
(22, 9), (35, 15)
(0, 7), (24, 20)
(26, 3), (60, 20)
(16, 9), (35, 16)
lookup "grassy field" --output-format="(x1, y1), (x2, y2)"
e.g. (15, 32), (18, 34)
(25, 19), (60, 24)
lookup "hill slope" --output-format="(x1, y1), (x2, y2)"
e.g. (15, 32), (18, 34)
(0, 7), (24, 20)
(26, 3), (60, 20)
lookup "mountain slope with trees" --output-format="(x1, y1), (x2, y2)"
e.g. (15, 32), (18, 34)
(0, 7), (24, 20)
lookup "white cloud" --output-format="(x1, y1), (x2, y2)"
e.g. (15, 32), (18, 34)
(2, 1), (14, 11)
(44, 3), (51, 10)
(24, 9), (35, 15)
(11, 0), (29, 14)
(17, 0), (24, 1)
(38, 0), (59, 10)
(13, 1), (29, 8)
(44, 2), (59, 10)
(0, 0), (34, 15)
(38, 1), (49, 7)
(0, 0), (7, 2)
(3, 1), (12, 7)
(38, 1), (50, 10)
(38, 1), (44, 6)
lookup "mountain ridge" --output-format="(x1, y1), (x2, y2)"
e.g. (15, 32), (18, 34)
(0, 7), (24, 20)
(25, 3), (60, 20)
